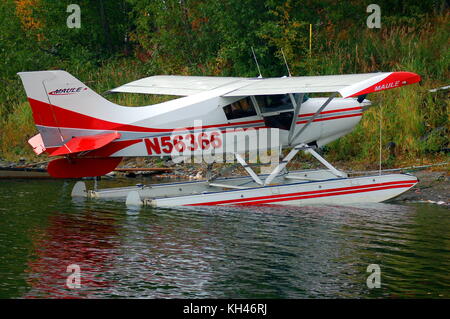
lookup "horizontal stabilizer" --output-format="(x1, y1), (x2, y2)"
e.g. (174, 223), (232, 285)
(47, 157), (123, 178)
(50, 132), (121, 156)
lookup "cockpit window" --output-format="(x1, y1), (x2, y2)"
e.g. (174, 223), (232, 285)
(255, 94), (292, 113)
(223, 97), (257, 120)
(255, 93), (309, 114)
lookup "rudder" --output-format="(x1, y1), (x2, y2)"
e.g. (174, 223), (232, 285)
(17, 70), (117, 151)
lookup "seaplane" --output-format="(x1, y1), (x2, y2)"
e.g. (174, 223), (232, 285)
(18, 69), (421, 206)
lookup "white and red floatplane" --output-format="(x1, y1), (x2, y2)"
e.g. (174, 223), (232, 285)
(18, 70), (421, 206)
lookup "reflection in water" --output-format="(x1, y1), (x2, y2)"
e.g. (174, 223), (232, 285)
(0, 180), (448, 298)
(24, 209), (121, 298)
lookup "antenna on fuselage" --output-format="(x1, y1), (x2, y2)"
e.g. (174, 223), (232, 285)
(251, 46), (263, 78)
(281, 48), (292, 77)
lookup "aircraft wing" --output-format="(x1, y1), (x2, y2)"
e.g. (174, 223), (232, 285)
(108, 75), (245, 96)
(223, 72), (421, 97)
(108, 72), (420, 98)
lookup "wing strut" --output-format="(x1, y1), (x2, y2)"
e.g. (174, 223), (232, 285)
(290, 92), (337, 143)
(288, 93), (304, 144)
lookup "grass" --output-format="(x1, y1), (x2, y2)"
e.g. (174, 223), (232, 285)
(316, 14), (449, 168)
(325, 82), (449, 168)
(0, 101), (40, 162)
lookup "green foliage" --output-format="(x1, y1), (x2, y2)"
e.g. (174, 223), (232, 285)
(32, 0), (130, 61)
(0, 102), (37, 160)
(0, 0), (448, 165)
(0, 1), (53, 118)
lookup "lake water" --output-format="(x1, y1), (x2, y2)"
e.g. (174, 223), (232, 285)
(0, 178), (448, 298)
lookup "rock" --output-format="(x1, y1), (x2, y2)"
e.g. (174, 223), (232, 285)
(194, 171), (203, 180)
(165, 160), (175, 166)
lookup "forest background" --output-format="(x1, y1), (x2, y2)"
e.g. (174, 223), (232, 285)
(0, 0), (448, 169)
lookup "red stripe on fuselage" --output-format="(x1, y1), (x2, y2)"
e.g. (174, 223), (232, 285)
(298, 106), (362, 118)
(28, 98), (174, 132)
(28, 98), (363, 134)
(28, 98), (266, 132)
(296, 112), (362, 124)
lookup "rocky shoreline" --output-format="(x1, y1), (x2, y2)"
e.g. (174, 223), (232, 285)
(393, 170), (449, 206)
(1, 157), (448, 206)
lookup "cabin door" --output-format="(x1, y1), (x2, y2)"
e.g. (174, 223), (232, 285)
(252, 94), (297, 130)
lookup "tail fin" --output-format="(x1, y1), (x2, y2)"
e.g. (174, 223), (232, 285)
(18, 70), (120, 150)
(18, 71), (124, 178)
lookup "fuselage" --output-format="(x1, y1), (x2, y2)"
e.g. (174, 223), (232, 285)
(35, 94), (370, 159)
(84, 95), (370, 159)
(19, 70), (371, 160)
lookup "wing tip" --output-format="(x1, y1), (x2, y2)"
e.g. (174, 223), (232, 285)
(342, 71), (421, 98)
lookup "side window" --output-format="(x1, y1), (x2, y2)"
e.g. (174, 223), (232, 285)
(255, 94), (294, 113)
(223, 97), (257, 120)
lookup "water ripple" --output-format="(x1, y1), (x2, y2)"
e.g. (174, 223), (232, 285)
(0, 180), (448, 298)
